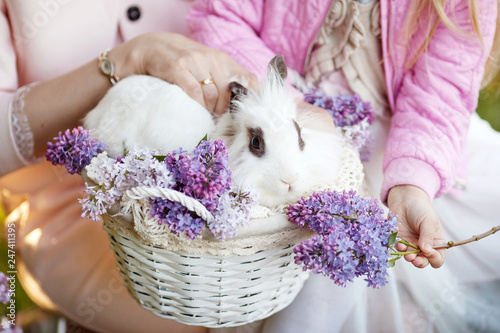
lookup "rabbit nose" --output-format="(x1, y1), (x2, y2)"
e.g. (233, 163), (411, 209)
(280, 179), (292, 191)
(280, 174), (299, 191)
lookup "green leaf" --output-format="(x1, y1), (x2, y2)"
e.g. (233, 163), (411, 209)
(153, 155), (167, 162)
(388, 257), (399, 268)
(388, 232), (398, 247)
(198, 134), (209, 145)
(122, 141), (129, 156)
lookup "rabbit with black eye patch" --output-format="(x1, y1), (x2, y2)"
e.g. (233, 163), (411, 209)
(84, 55), (343, 208)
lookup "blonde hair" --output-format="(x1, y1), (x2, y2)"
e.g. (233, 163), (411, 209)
(403, 0), (500, 89)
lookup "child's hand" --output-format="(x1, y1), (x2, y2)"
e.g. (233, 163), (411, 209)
(387, 185), (446, 268)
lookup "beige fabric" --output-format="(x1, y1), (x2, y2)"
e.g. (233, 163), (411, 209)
(306, 0), (389, 117)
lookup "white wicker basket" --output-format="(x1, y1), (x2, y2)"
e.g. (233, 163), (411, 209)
(101, 186), (312, 328)
(92, 145), (364, 328)
(104, 222), (309, 327)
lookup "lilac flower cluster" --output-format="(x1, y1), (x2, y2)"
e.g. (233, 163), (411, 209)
(209, 188), (258, 241)
(149, 199), (205, 240)
(150, 140), (252, 240)
(287, 190), (398, 288)
(165, 140), (232, 207)
(304, 87), (374, 127)
(46, 126), (105, 174)
(341, 120), (374, 162)
(80, 146), (173, 221)
(47, 128), (255, 240)
(304, 87), (375, 161)
(0, 272), (11, 304)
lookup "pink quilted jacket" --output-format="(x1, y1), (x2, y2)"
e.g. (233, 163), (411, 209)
(188, 0), (497, 202)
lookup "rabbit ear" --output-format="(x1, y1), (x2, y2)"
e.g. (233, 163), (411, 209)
(267, 55), (287, 84)
(229, 81), (248, 114)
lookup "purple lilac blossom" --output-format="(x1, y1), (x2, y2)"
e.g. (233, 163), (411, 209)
(287, 190), (398, 288)
(0, 272), (11, 304)
(149, 199), (205, 240)
(165, 140), (231, 203)
(71, 134), (246, 240)
(304, 87), (375, 161)
(304, 87), (374, 127)
(151, 140), (233, 239)
(46, 126), (105, 174)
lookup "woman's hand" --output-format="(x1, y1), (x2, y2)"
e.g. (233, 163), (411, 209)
(26, 32), (257, 156)
(110, 32), (258, 115)
(387, 185), (446, 268)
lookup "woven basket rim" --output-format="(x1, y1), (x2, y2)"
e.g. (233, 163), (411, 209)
(102, 212), (315, 256)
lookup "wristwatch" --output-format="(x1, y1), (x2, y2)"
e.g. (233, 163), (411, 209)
(98, 49), (120, 85)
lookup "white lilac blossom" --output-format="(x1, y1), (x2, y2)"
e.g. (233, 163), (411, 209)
(79, 146), (173, 221)
(304, 87), (375, 161)
(79, 152), (120, 221)
(287, 190), (398, 288)
(117, 145), (174, 189)
(0, 272), (11, 304)
(341, 118), (374, 162)
(209, 188), (258, 241)
(0, 317), (22, 333)
(45, 126), (105, 174)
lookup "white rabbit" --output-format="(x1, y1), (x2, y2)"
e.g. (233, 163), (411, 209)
(84, 55), (342, 208)
(84, 75), (215, 157)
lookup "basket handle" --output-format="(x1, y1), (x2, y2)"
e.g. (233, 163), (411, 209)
(123, 186), (214, 223)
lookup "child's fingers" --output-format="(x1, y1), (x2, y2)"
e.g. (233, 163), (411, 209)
(417, 214), (446, 268)
(410, 255), (429, 268)
(404, 252), (419, 262)
(395, 242), (407, 252)
(422, 245), (446, 268)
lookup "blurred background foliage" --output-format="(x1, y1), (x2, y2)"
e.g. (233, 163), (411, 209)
(477, 73), (500, 131)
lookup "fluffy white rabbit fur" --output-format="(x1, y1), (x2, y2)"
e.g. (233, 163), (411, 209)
(84, 56), (342, 208)
(84, 75), (215, 157)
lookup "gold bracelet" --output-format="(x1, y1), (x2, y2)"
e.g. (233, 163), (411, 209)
(98, 49), (120, 85)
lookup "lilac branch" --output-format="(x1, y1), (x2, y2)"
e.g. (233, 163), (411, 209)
(433, 225), (499, 250)
(391, 225), (499, 259)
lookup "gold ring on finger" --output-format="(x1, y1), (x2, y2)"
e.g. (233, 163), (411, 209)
(199, 78), (215, 86)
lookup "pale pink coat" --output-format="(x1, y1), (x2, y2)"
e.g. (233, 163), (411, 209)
(0, 0), (192, 176)
(0, 1), (206, 332)
(187, 0), (498, 202)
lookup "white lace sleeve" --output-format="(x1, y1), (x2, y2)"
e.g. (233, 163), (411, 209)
(9, 82), (41, 164)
